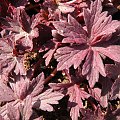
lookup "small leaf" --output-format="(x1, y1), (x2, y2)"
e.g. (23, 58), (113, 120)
(33, 89), (64, 111)
(0, 81), (15, 102)
(7, 103), (20, 120)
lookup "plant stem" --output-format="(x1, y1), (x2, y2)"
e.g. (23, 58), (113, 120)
(44, 68), (57, 84)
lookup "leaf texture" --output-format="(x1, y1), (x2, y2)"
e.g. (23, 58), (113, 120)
(54, 0), (120, 87)
(33, 89), (64, 111)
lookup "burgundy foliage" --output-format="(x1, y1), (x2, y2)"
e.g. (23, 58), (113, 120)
(0, 0), (120, 120)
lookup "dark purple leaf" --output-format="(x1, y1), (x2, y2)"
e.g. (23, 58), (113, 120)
(105, 106), (120, 120)
(100, 77), (113, 107)
(105, 62), (120, 79)
(110, 78), (120, 100)
(82, 106), (104, 120)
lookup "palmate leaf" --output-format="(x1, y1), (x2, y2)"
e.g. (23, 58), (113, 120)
(0, 73), (64, 119)
(53, 0), (120, 87)
(0, 8), (40, 51)
(33, 89), (64, 111)
(68, 84), (90, 120)
(49, 82), (90, 120)
(0, 37), (26, 80)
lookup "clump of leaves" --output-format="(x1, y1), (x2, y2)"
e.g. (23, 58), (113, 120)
(0, 0), (120, 120)
(0, 73), (64, 120)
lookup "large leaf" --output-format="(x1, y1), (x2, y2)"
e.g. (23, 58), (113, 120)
(53, 0), (120, 87)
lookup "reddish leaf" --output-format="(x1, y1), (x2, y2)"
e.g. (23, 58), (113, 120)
(100, 77), (113, 107)
(105, 62), (120, 79)
(82, 106), (104, 120)
(67, 84), (90, 120)
(82, 50), (106, 88)
(0, 8), (40, 50)
(30, 72), (45, 97)
(55, 46), (88, 70)
(22, 95), (32, 120)
(110, 78), (120, 100)
(105, 106), (120, 120)
(53, 0), (120, 87)
(43, 43), (58, 66)
(33, 89), (64, 111)
(95, 46), (120, 63)
(0, 81), (15, 102)
(6, 103), (20, 120)
(0, 37), (26, 80)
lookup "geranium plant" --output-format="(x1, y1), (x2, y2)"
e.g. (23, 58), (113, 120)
(0, 0), (120, 120)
